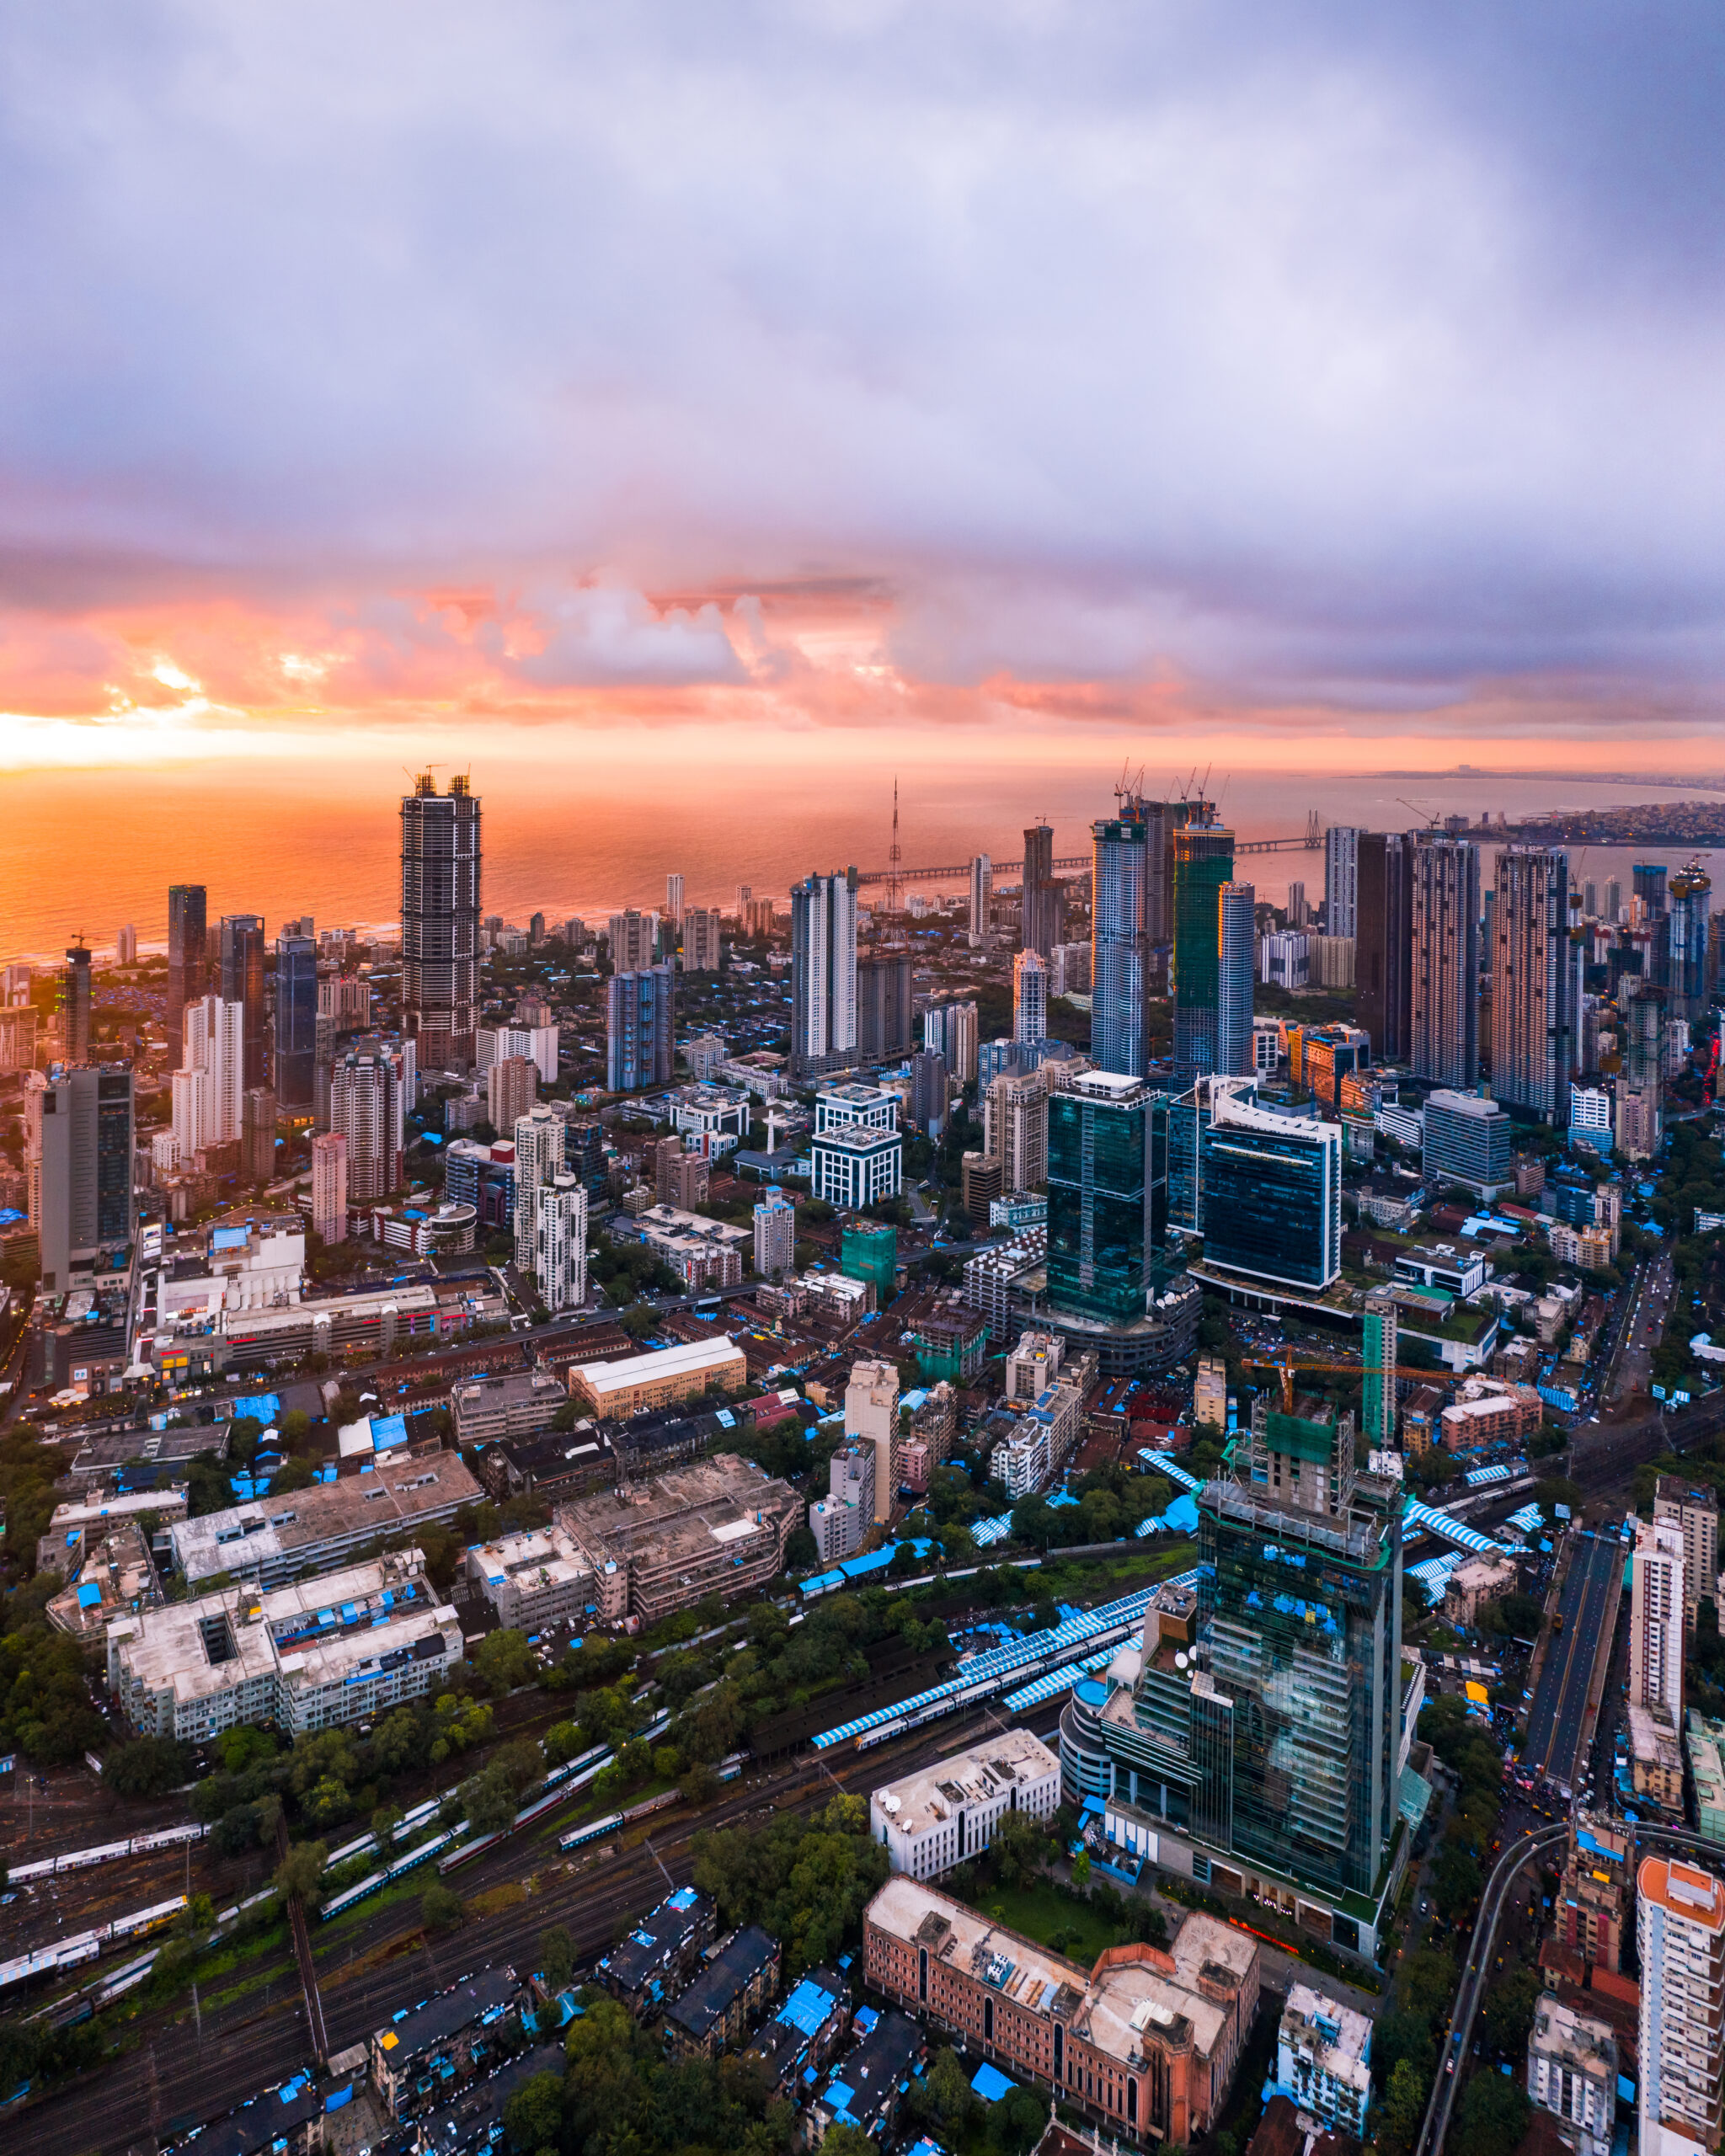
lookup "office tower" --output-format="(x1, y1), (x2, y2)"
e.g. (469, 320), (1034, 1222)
(1421, 1089), (1514, 1197)
(311, 1131), (348, 1243)
(754, 1187), (797, 1279)
(1172, 823), (1235, 1084)
(59, 944), (92, 1064)
(167, 884), (207, 1070)
(24, 1064), (135, 1291)
(1669, 862), (1712, 1023)
(968, 854), (992, 944)
(683, 907), (724, 972)
(1022, 823), (1060, 956)
(511, 1102), (564, 1264)
(241, 1087), (277, 1183)
(606, 965), (676, 1091)
(1013, 949), (1047, 1045)
(217, 915), (267, 1090)
(1637, 1855), (1725, 2156)
(329, 1049), (403, 1204)
(1356, 833), (1413, 1064)
(1217, 882), (1256, 1077)
(116, 925), (136, 965)
(922, 998), (978, 1086)
(789, 869), (858, 1077)
(488, 1054), (538, 1134)
(1630, 1518), (1686, 1723)
(857, 951), (913, 1063)
(985, 1068), (1048, 1193)
(908, 1049), (948, 1139)
(1047, 1070), (1167, 1323)
(1286, 880), (1308, 927)
(273, 933), (318, 1110)
(1091, 805), (1149, 1078)
(665, 873), (685, 928)
(1634, 862), (1669, 921)
(1493, 847), (1575, 1123)
(1605, 878), (1621, 922)
(401, 771), (481, 1069)
(177, 995), (246, 1150)
(1199, 1079), (1342, 1289)
(845, 1359), (900, 1524)
(1362, 1291), (1398, 1447)
(1049, 942), (1091, 997)
(1654, 1479), (1719, 1626)
(1323, 827), (1360, 939)
(1408, 833), (1480, 1087)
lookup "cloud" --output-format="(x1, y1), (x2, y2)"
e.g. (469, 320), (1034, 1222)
(0, 2), (1722, 734)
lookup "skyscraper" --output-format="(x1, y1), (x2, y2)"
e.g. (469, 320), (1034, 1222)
(25, 1063), (135, 1291)
(116, 925), (137, 965)
(1090, 807), (1150, 1078)
(219, 915), (268, 1090)
(857, 951), (913, 1062)
(1493, 846), (1574, 1123)
(242, 1086), (277, 1184)
(683, 907), (724, 972)
(1022, 823), (1060, 956)
(1172, 823), (1235, 1085)
(1630, 1517), (1685, 1725)
(910, 1049), (948, 1139)
(1046, 1070), (1168, 1325)
(789, 869), (858, 1077)
(1408, 833), (1480, 1088)
(985, 1067), (1048, 1193)
(665, 873), (685, 927)
(607, 910), (659, 971)
(1362, 1290), (1398, 1447)
(176, 995), (246, 1151)
(488, 1054), (539, 1134)
(606, 965), (676, 1091)
(311, 1131), (348, 1243)
(526, 1173), (588, 1311)
(1323, 827), (1360, 939)
(401, 771), (481, 1069)
(1199, 1080), (1342, 1291)
(1013, 949), (1047, 1045)
(1356, 834), (1412, 1065)
(1217, 882), (1256, 1077)
(329, 1048), (403, 1203)
(922, 998), (978, 1085)
(512, 1103), (566, 1268)
(273, 933), (318, 1110)
(1637, 1854), (1725, 2156)
(968, 854), (992, 945)
(167, 884), (207, 1070)
(1669, 862), (1712, 1023)
(59, 944), (91, 1064)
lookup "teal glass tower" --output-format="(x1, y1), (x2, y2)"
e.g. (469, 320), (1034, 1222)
(1046, 1070), (1168, 1325)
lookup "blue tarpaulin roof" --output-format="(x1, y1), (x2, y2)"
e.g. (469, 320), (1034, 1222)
(970, 2063), (1015, 2103)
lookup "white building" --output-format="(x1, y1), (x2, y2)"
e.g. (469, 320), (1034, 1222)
(1569, 1084), (1614, 1146)
(154, 1216), (307, 1331)
(1325, 826), (1360, 940)
(1251, 1019), (1282, 1079)
(481, 1023), (558, 1086)
(1005, 1329), (1064, 1404)
(175, 995), (246, 1152)
(513, 1103), (567, 1268)
(754, 1187), (797, 1280)
(109, 1550), (459, 1742)
(809, 1123), (902, 1210)
(1275, 1986), (1371, 2139)
(1528, 1994), (1616, 2156)
(1260, 931), (1311, 990)
(869, 1731), (1060, 1880)
(969, 854), (992, 944)
(1013, 950), (1047, 1046)
(846, 1359), (900, 1524)
(1637, 1854), (1725, 2156)
(670, 1084), (752, 1150)
(809, 1444), (875, 1563)
(465, 1527), (595, 1630)
(527, 1173), (588, 1311)
(1049, 943), (1091, 998)
(312, 1131), (348, 1243)
(815, 1084), (900, 1134)
(1632, 1517), (1686, 1724)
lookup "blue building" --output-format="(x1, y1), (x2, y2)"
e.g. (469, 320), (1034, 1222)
(606, 965), (676, 1092)
(273, 934), (318, 1109)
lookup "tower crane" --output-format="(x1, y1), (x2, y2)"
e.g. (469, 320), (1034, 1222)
(1244, 1350), (1435, 1418)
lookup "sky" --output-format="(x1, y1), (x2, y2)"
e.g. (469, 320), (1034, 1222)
(3, 3), (1724, 781)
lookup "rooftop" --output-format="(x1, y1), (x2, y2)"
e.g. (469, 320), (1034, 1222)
(1637, 1854), (1725, 1930)
(558, 1453), (798, 1568)
(374, 1967), (519, 2072)
(872, 1731), (1059, 1838)
(665, 1924), (778, 2040)
(1530, 1995), (1618, 2076)
(170, 1449), (481, 1585)
(566, 1337), (747, 1396)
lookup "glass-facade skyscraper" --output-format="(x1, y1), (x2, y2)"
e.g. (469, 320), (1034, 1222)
(1046, 1070), (1167, 1325)
(219, 914), (268, 1090)
(606, 964), (676, 1092)
(167, 883), (206, 1070)
(1669, 862), (1712, 1023)
(401, 771), (482, 1070)
(1493, 846), (1575, 1123)
(274, 934), (318, 1109)
(1090, 809), (1149, 1078)
(1199, 1078), (1341, 1289)
(1172, 824), (1234, 1084)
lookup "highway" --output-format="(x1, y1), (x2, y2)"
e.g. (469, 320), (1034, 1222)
(1417, 1821), (1569, 2156)
(14, 1704), (1057, 2156)
(1520, 1531), (1622, 1794)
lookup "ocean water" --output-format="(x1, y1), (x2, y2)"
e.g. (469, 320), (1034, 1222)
(2, 755), (1721, 963)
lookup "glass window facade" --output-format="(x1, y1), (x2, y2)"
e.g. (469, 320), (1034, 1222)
(1200, 1116), (1338, 1289)
(1172, 826), (1234, 1084)
(1090, 817), (1148, 1079)
(1047, 1083), (1167, 1325)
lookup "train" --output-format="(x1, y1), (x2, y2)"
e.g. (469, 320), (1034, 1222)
(0, 1895), (188, 1994)
(553, 1753), (745, 1856)
(8, 1824), (207, 1886)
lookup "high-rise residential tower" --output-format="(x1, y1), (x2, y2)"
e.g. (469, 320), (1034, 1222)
(219, 915), (268, 1090)
(606, 965), (676, 1091)
(1323, 826), (1360, 939)
(401, 771), (481, 1069)
(1637, 1855), (1725, 2156)
(25, 1063), (135, 1291)
(1630, 1516), (1686, 1725)
(1356, 834), (1412, 1065)
(1091, 807), (1150, 1079)
(1013, 949), (1048, 1046)
(273, 933), (318, 1110)
(1362, 1291), (1398, 1447)
(665, 873), (685, 927)
(175, 995), (246, 1153)
(607, 910), (658, 971)
(1022, 823), (1060, 956)
(116, 924), (137, 965)
(1172, 823), (1235, 1085)
(167, 884), (207, 1070)
(1217, 881), (1256, 1077)
(1493, 846), (1574, 1123)
(923, 998), (978, 1085)
(1669, 861), (1712, 1023)
(59, 943), (92, 1064)
(311, 1131), (348, 1243)
(1408, 833), (1480, 1088)
(857, 951), (913, 1062)
(329, 1047), (403, 1203)
(789, 869), (858, 1077)
(969, 854), (992, 945)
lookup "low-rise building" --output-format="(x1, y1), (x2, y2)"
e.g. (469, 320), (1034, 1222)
(470, 1424), (617, 1504)
(1628, 1700), (1685, 1812)
(1438, 1377), (1543, 1453)
(869, 1732), (1060, 1880)
(160, 2078), (328, 2156)
(564, 1337), (747, 1418)
(862, 1878), (1259, 2148)
(555, 1454), (799, 1625)
(168, 1449), (482, 1592)
(664, 1925), (781, 2057)
(411, 2043), (563, 2156)
(598, 1886), (716, 2018)
(37, 1485), (187, 1577)
(109, 1549), (460, 1742)
(621, 1203), (750, 1291)
(370, 1967), (521, 2118)
(1527, 1994), (1616, 2156)
(451, 1369), (569, 1448)
(809, 1122), (903, 1210)
(1273, 1985), (1372, 2139)
(1442, 1554), (1519, 1629)
(989, 1352), (1097, 1498)
(901, 1309), (988, 1385)
(464, 1526), (595, 1631)
(743, 1966), (851, 2093)
(807, 2009), (925, 2148)
(1690, 1713), (1725, 1848)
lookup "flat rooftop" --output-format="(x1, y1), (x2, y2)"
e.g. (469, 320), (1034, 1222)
(566, 1337), (746, 1396)
(171, 1449), (480, 1583)
(557, 1454), (797, 1567)
(873, 1731), (1058, 1839)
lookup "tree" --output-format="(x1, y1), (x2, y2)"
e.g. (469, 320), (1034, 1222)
(1433, 1844), (1483, 1922)
(1400, 1946), (1460, 2025)
(1373, 2008), (1436, 2090)
(1378, 2059), (1429, 2156)
(821, 2130), (876, 2156)
(1480, 1961), (1541, 2058)
(537, 1924), (575, 1988)
(681, 1758), (718, 1807)
(104, 1736), (192, 1798)
(273, 1838), (328, 1909)
(993, 1809), (1045, 1887)
(422, 1881), (465, 1930)
(461, 1763), (521, 1837)
(1456, 2069), (1530, 2156)
(504, 2068), (564, 2154)
(620, 1302), (657, 1341)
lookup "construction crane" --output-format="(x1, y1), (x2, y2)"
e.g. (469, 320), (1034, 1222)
(1397, 797), (1441, 830)
(1245, 1351), (1434, 1418)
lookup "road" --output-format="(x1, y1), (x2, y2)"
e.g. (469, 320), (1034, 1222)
(13, 1705), (1053, 2156)
(1605, 1247), (1674, 1408)
(1520, 1531), (1622, 1793)
(1417, 1822), (1569, 2156)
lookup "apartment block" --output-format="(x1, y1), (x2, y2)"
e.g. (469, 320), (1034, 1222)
(1655, 1476), (1720, 1625)
(370, 1968), (520, 2118)
(664, 1926), (780, 2057)
(463, 1527), (595, 1631)
(1274, 1986), (1372, 2140)
(598, 1886), (715, 2018)
(1637, 1855), (1725, 2156)
(1528, 1996), (1616, 2156)
(554, 1454), (799, 1625)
